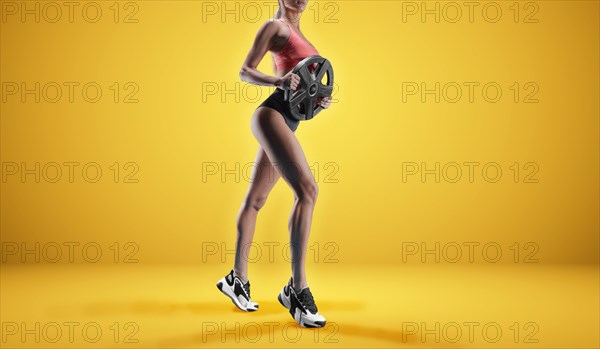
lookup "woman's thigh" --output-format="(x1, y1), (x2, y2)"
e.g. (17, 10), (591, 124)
(251, 107), (316, 196)
(244, 146), (280, 201)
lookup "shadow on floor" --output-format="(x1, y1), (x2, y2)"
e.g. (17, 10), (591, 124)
(76, 299), (461, 348)
(155, 320), (463, 348)
(82, 299), (366, 317)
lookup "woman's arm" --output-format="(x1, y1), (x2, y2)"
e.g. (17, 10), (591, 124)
(239, 20), (298, 90)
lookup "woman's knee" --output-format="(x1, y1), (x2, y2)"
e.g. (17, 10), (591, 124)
(295, 179), (318, 205)
(243, 194), (269, 212)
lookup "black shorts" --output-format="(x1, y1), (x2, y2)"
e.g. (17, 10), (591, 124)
(257, 88), (300, 132)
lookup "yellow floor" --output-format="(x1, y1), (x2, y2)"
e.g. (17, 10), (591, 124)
(1, 263), (598, 348)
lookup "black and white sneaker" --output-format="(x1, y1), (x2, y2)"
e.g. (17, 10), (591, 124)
(278, 278), (326, 328)
(216, 270), (258, 312)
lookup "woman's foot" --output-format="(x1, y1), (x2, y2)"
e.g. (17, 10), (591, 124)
(278, 278), (326, 328)
(216, 269), (258, 311)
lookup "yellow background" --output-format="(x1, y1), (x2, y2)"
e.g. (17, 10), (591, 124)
(2, 0), (598, 264)
(1, 1), (599, 348)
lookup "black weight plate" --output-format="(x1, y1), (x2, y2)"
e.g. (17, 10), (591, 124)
(284, 55), (334, 121)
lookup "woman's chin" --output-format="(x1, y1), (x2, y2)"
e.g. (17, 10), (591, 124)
(291, 1), (307, 11)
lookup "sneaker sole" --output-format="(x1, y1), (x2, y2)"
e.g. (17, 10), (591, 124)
(277, 292), (290, 309)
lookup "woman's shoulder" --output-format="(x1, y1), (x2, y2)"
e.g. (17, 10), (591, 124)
(262, 18), (290, 36)
(255, 18), (289, 40)
(260, 18), (287, 31)
(258, 19), (291, 51)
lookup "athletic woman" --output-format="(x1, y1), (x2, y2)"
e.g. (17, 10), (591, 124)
(216, 0), (332, 328)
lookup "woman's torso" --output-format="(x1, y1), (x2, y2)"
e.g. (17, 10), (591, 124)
(271, 19), (319, 77)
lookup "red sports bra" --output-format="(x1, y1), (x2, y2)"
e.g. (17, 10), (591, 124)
(272, 19), (319, 73)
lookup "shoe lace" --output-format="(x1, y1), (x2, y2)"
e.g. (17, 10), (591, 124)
(298, 288), (317, 313)
(243, 280), (251, 298)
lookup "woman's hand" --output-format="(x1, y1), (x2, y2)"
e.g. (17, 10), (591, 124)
(316, 96), (332, 109)
(277, 72), (301, 91)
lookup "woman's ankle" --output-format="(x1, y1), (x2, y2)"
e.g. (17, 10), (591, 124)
(291, 276), (307, 292)
(233, 268), (248, 283)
